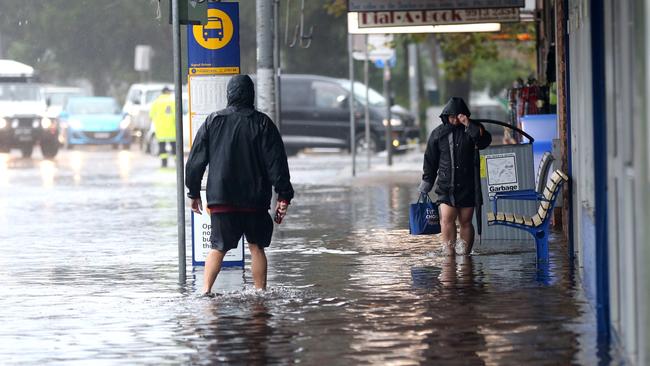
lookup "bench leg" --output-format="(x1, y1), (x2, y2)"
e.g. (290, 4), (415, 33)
(535, 230), (549, 263)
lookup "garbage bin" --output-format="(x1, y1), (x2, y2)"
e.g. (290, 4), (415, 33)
(477, 143), (537, 242)
(470, 119), (540, 242)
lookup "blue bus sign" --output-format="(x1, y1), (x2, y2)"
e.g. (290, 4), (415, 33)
(187, 2), (240, 75)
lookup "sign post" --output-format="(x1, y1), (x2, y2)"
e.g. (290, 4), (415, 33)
(187, 2), (244, 267)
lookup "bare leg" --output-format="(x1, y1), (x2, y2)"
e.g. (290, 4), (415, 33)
(439, 203), (459, 255)
(457, 207), (475, 255)
(248, 243), (267, 290)
(202, 249), (226, 294)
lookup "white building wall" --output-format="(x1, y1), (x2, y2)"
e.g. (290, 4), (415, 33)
(568, 0), (597, 300)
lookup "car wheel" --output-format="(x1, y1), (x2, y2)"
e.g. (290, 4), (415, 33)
(355, 132), (380, 154)
(122, 143), (131, 150)
(41, 140), (59, 159)
(20, 144), (34, 158)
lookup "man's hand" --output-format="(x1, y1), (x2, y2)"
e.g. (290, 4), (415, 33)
(191, 198), (203, 215)
(458, 114), (470, 127)
(274, 200), (289, 224)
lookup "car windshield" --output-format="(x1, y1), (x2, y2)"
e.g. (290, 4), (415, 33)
(46, 92), (83, 107)
(68, 99), (119, 115)
(339, 81), (386, 107)
(0, 83), (42, 102)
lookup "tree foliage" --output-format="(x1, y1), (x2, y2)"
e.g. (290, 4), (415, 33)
(0, 0), (173, 96)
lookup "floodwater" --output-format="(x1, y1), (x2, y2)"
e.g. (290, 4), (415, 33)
(0, 149), (619, 365)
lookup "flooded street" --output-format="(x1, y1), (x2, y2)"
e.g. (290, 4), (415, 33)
(0, 148), (618, 365)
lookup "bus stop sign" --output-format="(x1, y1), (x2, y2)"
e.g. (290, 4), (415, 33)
(187, 2), (240, 75)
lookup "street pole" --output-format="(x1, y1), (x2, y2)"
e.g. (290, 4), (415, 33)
(273, 0), (282, 131)
(256, 0), (276, 126)
(364, 34), (371, 170)
(408, 43), (421, 128)
(171, 0), (186, 282)
(383, 62), (393, 166)
(348, 34), (356, 176)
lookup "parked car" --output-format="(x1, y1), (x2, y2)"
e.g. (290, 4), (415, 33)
(257, 74), (419, 155)
(0, 59), (59, 158)
(122, 82), (173, 145)
(59, 96), (132, 149)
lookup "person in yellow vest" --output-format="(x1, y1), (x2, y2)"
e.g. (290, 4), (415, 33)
(149, 87), (177, 167)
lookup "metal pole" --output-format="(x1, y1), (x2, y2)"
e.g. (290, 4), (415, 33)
(383, 62), (392, 166)
(364, 34), (371, 170)
(256, 0), (276, 125)
(408, 43), (421, 128)
(273, 0), (282, 131)
(348, 34), (356, 176)
(171, 0), (186, 282)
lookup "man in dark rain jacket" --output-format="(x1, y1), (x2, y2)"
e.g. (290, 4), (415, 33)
(185, 75), (294, 295)
(419, 97), (491, 256)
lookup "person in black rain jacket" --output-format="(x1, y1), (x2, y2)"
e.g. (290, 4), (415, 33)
(186, 74), (294, 295)
(418, 97), (491, 256)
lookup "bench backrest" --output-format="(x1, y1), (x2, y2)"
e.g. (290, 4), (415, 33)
(535, 152), (555, 194)
(531, 169), (568, 226)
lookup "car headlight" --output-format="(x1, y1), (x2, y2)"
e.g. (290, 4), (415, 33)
(0, 118), (7, 129)
(382, 118), (402, 127)
(41, 117), (53, 129)
(69, 119), (82, 130)
(120, 115), (132, 129)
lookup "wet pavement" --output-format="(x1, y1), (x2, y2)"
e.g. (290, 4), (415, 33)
(0, 148), (620, 365)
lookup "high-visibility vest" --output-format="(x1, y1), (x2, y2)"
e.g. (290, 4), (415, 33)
(149, 93), (176, 142)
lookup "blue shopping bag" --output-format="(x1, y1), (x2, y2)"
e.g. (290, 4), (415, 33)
(409, 193), (441, 235)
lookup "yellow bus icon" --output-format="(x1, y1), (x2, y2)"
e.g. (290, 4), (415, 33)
(192, 8), (233, 50)
(203, 10), (224, 42)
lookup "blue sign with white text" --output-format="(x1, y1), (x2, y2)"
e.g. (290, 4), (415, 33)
(187, 2), (240, 75)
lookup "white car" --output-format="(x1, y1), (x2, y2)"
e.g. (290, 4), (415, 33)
(42, 85), (88, 119)
(143, 92), (190, 155)
(122, 82), (173, 144)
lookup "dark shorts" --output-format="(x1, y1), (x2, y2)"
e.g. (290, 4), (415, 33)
(210, 212), (274, 252)
(437, 193), (475, 208)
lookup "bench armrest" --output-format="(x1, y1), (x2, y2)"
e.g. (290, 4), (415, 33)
(490, 189), (539, 200)
(489, 190), (546, 213)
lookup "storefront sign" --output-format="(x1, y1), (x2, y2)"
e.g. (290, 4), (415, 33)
(348, 0), (525, 12)
(358, 8), (519, 28)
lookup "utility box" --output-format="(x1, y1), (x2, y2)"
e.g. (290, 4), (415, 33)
(168, 0), (209, 25)
(476, 143), (536, 241)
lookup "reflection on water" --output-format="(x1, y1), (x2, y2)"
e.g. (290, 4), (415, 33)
(39, 159), (57, 188)
(118, 150), (131, 182)
(0, 150), (620, 364)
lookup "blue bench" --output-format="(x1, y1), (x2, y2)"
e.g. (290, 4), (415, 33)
(486, 169), (569, 263)
(491, 151), (555, 202)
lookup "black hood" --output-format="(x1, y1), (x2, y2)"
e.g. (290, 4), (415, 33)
(439, 97), (471, 124)
(227, 74), (255, 109)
